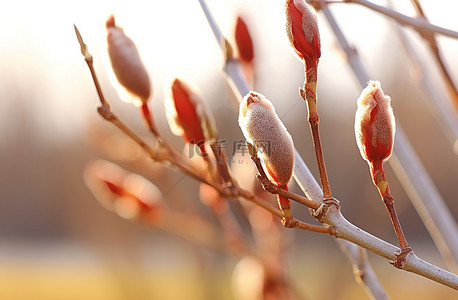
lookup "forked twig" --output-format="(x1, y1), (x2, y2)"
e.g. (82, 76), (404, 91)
(320, 1), (458, 272)
(197, 0), (458, 290)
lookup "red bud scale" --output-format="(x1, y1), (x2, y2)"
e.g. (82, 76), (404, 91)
(285, 0), (321, 71)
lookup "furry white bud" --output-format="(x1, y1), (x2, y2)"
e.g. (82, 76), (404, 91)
(238, 91), (295, 186)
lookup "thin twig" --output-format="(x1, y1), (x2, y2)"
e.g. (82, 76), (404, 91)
(408, 0), (458, 112)
(300, 64), (333, 199)
(327, 0), (458, 39)
(392, 14), (458, 147)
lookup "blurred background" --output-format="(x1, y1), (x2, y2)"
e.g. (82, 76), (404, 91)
(0, 0), (457, 299)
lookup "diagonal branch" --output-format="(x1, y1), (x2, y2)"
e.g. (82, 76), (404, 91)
(408, 0), (458, 113)
(330, 0), (458, 39)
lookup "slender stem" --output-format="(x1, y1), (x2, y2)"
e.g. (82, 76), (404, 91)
(371, 160), (411, 262)
(276, 186), (320, 210)
(96, 105), (166, 162)
(140, 103), (160, 136)
(301, 64), (333, 199)
(383, 195), (410, 250)
(291, 219), (332, 234)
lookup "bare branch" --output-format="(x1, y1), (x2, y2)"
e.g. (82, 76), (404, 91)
(337, 240), (391, 300)
(330, 0), (458, 39)
(320, 2), (458, 285)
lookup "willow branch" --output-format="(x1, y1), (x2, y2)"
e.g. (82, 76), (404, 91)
(321, 3), (458, 272)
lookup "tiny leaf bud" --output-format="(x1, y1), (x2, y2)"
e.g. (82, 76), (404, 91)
(238, 91), (295, 187)
(355, 81), (396, 183)
(285, 0), (321, 70)
(165, 78), (218, 144)
(106, 15), (151, 106)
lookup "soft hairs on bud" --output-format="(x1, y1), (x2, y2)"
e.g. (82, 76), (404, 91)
(285, 0), (321, 68)
(106, 15), (151, 106)
(238, 91), (295, 186)
(355, 80), (395, 165)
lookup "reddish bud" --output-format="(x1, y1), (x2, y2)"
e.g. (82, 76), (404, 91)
(355, 81), (395, 179)
(239, 91), (295, 187)
(84, 160), (164, 223)
(106, 15), (151, 106)
(234, 16), (254, 64)
(285, 0), (321, 70)
(166, 78), (218, 144)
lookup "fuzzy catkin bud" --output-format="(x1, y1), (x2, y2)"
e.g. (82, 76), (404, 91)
(285, 0), (321, 70)
(238, 91), (295, 186)
(355, 81), (395, 171)
(165, 78), (218, 144)
(106, 15), (151, 106)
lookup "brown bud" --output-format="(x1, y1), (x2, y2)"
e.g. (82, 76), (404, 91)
(106, 15), (151, 106)
(238, 91), (295, 186)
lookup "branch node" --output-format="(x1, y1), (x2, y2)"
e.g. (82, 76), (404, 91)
(390, 246), (413, 269)
(313, 197), (340, 221)
(281, 216), (296, 228)
(97, 105), (114, 121)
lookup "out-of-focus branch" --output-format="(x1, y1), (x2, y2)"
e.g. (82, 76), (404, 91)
(408, 0), (458, 113)
(394, 20), (458, 148)
(337, 240), (391, 300)
(326, 0), (458, 39)
(320, 2), (458, 273)
(387, 1), (458, 272)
